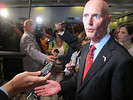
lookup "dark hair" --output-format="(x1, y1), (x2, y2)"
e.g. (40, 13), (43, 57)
(120, 24), (133, 42)
(76, 31), (86, 51)
(47, 28), (54, 37)
(53, 30), (59, 38)
(65, 24), (73, 34)
(72, 23), (84, 34)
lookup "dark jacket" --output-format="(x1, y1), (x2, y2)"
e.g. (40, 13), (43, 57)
(60, 37), (133, 100)
(0, 90), (9, 100)
(59, 30), (77, 70)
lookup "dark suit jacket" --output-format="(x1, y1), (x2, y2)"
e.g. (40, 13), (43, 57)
(60, 37), (133, 100)
(0, 89), (9, 100)
(59, 30), (77, 69)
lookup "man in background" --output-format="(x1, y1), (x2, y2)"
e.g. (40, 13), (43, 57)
(20, 19), (55, 72)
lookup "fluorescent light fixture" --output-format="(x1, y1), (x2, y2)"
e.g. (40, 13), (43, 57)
(0, 9), (8, 18)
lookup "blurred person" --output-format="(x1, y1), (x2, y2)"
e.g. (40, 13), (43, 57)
(34, 1), (133, 100)
(40, 27), (52, 53)
(0, 71), (51, 100)
(46, 29), (68, 100)
(47, 28), (54, 37)
(36, 26), (52, 54)
(55, 22), (84, 70)
(1, 18), (23, 38)
(20, 19), (56, 100)
(0, 17), (23, 82)
(65, 24), (73, 34)
(20, 19), (55, 72)
(118, 24), (133, 56)
(65, 31), (90, 78)
(16, 20), (24, 33)
(72, 23), (84, 38)
(110, 28), (119, 41)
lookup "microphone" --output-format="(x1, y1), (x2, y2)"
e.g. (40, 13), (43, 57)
(26, 62), (54, 100)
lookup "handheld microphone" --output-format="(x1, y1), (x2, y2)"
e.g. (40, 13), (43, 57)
(26, 62), (54, 100)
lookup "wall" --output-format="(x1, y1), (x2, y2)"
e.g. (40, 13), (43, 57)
(4, 7), (133, 31)
(109, 13), (133, 31)
(5, 6), (84, 28)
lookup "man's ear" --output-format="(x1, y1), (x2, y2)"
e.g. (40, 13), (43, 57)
(107, 15), (112, 25)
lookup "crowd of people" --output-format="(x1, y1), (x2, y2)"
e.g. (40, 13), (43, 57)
(0, 0), (133, 100)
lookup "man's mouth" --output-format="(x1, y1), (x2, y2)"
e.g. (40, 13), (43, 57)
(86, 28), (94, 32)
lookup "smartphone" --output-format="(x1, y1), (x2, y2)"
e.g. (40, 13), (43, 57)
(39, 62), (54, 76)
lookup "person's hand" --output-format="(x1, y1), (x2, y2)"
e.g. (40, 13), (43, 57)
(34, 80), (61, 96)
(55, 23), (64, 32)
(65, 63), (72, 70)
(1, 71), (51, 98)
(46, 55), (56, 63)
(65, 62), (75, 70)
(51, 48), (59, 58)
(75, 66), (79, 73)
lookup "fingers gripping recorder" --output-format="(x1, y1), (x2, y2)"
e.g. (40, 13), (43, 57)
(39, 62), (54, 76)
(26, 62), (54, 100)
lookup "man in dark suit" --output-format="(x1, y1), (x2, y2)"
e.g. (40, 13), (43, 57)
(0, 71), (51, 100)
(34, 0), (133, 100)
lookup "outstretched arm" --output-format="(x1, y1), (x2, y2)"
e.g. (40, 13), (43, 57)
(1, 71), (51, 98)
(2, 18), (23, 38)
(34, 80), (61, 96)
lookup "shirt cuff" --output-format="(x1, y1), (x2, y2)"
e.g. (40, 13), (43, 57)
(0, 87), (9, 97)
(58, 31), (64, 36)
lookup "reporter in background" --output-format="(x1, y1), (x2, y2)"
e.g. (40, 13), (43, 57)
(0, 71), (51, 100)
(20, 19), (55, 72)
(55, 22), (84, 70)
(20, 19), (55, 100)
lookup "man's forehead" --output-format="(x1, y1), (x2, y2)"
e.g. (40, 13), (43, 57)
(27, 20), (33, 24)
(83, 4), (102, 14)
(84, 2), (108, 16)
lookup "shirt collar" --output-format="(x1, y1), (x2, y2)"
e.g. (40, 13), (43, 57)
(90, 33), (111, 49)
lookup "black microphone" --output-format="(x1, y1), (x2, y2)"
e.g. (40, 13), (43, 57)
(26, 62), (54, 100)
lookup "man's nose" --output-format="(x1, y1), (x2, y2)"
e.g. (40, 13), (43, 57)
(118, 32), (121, 36)
(87, 16), (93, 25)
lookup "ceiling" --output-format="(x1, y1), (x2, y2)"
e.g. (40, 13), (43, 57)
(0, 0), (133, 19)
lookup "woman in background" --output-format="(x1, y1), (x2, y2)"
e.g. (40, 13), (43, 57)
(118, 24), (133, 56)
(46, 30), (68, 100)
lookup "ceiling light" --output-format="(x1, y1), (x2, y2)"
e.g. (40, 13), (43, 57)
(0, 9), (8, 18)
(36, 17), (43, 24)
(58, 0), (60, 3)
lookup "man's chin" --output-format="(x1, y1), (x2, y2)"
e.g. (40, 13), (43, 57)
(86, 33), (95, 39)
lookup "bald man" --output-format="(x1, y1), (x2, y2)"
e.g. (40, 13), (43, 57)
(20, 19), (55, 72)
(34, 1), (133, 100)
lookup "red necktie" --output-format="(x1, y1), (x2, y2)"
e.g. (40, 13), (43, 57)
(82, 45), (96, 81)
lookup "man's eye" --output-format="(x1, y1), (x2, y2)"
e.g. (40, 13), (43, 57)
(84, 14), (88, 18)
(95, 15), (100, 18)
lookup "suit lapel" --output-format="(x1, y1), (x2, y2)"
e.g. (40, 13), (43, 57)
(77, 43), (90, 91)
(77, 37), (115, 94)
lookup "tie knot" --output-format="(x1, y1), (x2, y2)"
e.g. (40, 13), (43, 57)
(90, 45), (96, 51)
